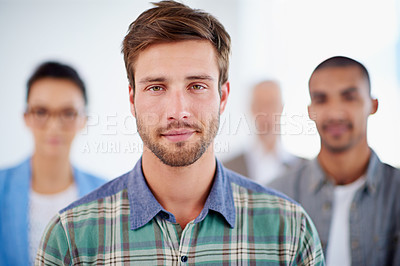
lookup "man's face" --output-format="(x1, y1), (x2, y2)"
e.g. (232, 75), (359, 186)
(251, 82), (283, 135)
(24, 78), (86, 157)
(130, 40), (229, 167)
(308, 66), (377, 153)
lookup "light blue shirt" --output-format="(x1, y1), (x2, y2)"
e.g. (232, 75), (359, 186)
(0, 158), (106, 265)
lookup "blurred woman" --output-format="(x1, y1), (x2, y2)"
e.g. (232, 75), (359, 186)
(0, 62), (106, 265)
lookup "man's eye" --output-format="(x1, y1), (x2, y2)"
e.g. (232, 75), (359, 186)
(314, 99), (324, 104)
(312, 96), (326, 104)
(61, 110), (78, 120)
(191, 84), (205, 90)
(149, 86), (163, 92)
(34, 108), (48, 117)
(344, 94), (356, 101)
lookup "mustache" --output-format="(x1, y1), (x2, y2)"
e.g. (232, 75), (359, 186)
(322, 119), (352, 129)
(157, 121), (202, 134)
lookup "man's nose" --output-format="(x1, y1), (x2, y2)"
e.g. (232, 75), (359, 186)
(326, 101), (347, 120)
(166, 89), (191, 121)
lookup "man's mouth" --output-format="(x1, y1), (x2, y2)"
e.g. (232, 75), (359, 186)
(161, 129), (196, 142)
(323, 122), (351, 137)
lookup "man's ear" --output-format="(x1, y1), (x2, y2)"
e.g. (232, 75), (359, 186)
(219, 81), (230, 114)
(308, 104), (316, 122)
(370, 98), (378, 115)
(129, 84), (135, 118)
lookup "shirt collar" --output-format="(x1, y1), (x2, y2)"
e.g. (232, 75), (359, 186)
(363, 149), (380, 194)
(308, 158), (330, 193)
(310, 148), (381, 194)
(193, 159), (235, 228)
(127, 158), (235, 230)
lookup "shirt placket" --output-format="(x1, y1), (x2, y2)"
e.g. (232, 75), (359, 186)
(177, 222), (194, 265)
(156, 217), (182, 265)
(349, 192), (362, 265)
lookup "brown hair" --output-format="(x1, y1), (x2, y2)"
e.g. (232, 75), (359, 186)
(122, 0), (231, 96)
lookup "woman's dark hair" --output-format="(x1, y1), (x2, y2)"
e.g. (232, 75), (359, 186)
(27, 61), (87, 105)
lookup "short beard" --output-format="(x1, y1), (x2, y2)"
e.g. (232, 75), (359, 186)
(322, 140), (354, 154)
(136, 113), (220, 167)
(320, 120), (355, 153)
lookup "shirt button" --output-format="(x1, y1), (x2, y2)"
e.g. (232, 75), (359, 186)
(181, 255), (188, 262)
(160, 212), (169, 219)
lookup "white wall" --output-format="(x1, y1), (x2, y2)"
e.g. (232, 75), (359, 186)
(0, 0), (399, 180)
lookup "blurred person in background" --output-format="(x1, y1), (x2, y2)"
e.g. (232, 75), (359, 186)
(0, 61), (106, 265)
(270, 56), (400, 265)
(224, 80), (303, 186)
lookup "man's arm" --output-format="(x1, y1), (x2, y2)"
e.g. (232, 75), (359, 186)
(293, 209), (325, 265)
(35, 215), (72, 266)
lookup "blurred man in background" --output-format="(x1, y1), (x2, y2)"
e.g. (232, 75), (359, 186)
(224, 80), (303, 186)
(270, 56), (400, 266)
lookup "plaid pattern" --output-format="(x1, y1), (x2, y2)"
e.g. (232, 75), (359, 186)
(36, 160), (325, 265)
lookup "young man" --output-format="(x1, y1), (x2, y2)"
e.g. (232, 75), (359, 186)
(36, 1), (324, 264)
(0, 62), (106, 265)
(271, 56), (400, 266)
(224, 80), (304, 185)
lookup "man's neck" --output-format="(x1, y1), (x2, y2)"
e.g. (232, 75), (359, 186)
(141, 146), (217, 229)
(318, 142), (370, 185)
(31, 152), (74, 194)
(258, 134), (278, 153)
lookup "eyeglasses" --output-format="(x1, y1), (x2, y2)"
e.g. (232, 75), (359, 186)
(25, 106), (85, 128)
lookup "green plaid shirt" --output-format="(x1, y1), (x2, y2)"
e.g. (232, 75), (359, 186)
(36, 159), (325, 265)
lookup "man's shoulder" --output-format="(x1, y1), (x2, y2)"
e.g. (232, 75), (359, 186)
(275, 156), (311, 178)
(286, 155), (308, 169)
(59, 170), (131, 217)
(378, 159), (400, 178)
(226, 167), (320, 246)
(374, 158), (400, 189)
(225, 167), (299, 207)
(268, 158), (313, 196)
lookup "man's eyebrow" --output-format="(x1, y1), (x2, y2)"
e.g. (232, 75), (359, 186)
(186, 75), (215, 81)
(138, 77), (166, 84)
(341, 87), (357, 95)
(137, 75), (215, 84)
(310, 91), (325, 97)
